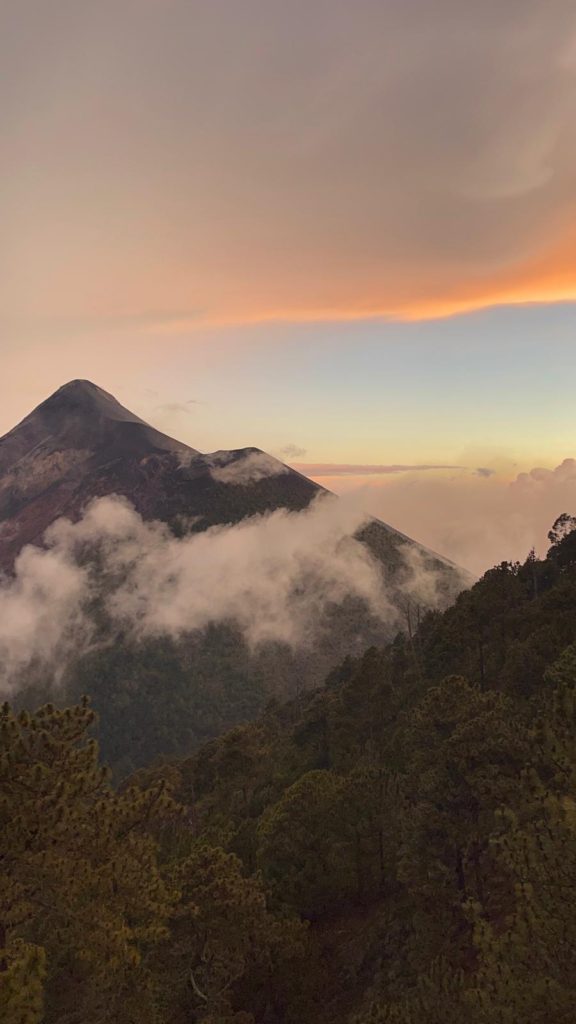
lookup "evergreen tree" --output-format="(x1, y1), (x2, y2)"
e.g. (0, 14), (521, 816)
(0, 700), (178, 1023)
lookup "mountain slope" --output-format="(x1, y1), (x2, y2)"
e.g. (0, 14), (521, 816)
(0, 380), (323, 569)
(0, 380), (463, 586)
(170, 533), (576, 1024)
(8, 530), (576, 1024)
(1, 380), (470, 772)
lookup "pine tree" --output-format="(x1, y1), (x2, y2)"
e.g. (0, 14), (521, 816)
(0, 700), (179, 1023)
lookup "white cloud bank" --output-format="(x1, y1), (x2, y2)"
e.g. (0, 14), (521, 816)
(0, 493), (401, 694)
(333, 459), (576, 576)
(0, 544), (91, 683)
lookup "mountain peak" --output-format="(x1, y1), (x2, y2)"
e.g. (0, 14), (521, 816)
(38, 379), (149, 426)
(0, 380), (196, 483)
(0, 379), (323, 571)
(0, 381), (467, 608)
(55, 378), (103, 393)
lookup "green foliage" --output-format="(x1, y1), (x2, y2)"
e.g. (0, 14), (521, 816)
(547, 512), (576, 548)
(0, 700), (178, 1022)
(0, 941), (46, 1024)
(257, 770), (354, 915)
(177, 538), (576, 1022)
(153, 842), (307, 1023)
(0, 700), (307, 1024)
(7, 526), (576, 1023)
(66, 628), (269, 778)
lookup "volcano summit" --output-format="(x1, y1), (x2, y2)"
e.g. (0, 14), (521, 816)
(0, 380), (463, 584)
(0, 380), (321, 570)
(0, 381), (470, 771)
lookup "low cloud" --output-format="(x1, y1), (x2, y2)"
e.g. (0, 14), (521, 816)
(0, 493), (404, 694)
(513, 459), (576, 488)
(331, 458), (576, 576)
(0, 545), (91, 683)
(209, 451), (290, 485)
(394, 544), (469, 636)
(475, 467), (496, 478)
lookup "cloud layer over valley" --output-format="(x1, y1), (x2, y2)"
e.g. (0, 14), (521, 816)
(323, 459), (576, 576)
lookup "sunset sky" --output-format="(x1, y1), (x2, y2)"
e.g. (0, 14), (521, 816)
(3, 0), (576, 572)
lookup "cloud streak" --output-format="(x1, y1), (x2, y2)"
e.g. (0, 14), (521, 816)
(294, 463), (464, 476)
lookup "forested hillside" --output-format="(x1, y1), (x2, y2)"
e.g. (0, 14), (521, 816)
(3, 516), (576, 1023)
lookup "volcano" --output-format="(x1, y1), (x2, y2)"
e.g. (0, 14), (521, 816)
(0, 380), (470, 771)
(0, 379), (464, 585)
(0, 380), (321, 570)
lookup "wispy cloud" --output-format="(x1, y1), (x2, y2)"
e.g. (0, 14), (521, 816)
(154, 401), (197, 416)
(209, 451), (289, 485)
(294, 463), (464, 477)
(0, 494), (399, 692)
(333, 459), (576, 575)
(280, 444), (307, 459)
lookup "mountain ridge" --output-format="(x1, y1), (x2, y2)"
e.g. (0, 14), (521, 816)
(0, 380), (465, 584)
(0, 379), (195, 472)
(0, 380), (321, 569)
(1, 379), (471, 773)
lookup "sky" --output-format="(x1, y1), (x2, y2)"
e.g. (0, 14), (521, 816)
(3, 0), (576, 573)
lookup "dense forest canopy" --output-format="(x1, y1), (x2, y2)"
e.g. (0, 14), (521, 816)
(3, 514), (576, 1023)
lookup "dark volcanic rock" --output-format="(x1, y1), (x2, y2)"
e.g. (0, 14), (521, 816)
(0, 380), (322, 569)
(0, 380), (467, 599)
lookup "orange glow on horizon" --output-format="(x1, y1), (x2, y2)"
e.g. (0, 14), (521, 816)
(151, 259), (576, 332)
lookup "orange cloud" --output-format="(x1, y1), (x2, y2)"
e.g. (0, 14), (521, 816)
(397, 230), (576, 322)
(148, 225), (576, 331)
(4, 0), (576, 334)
